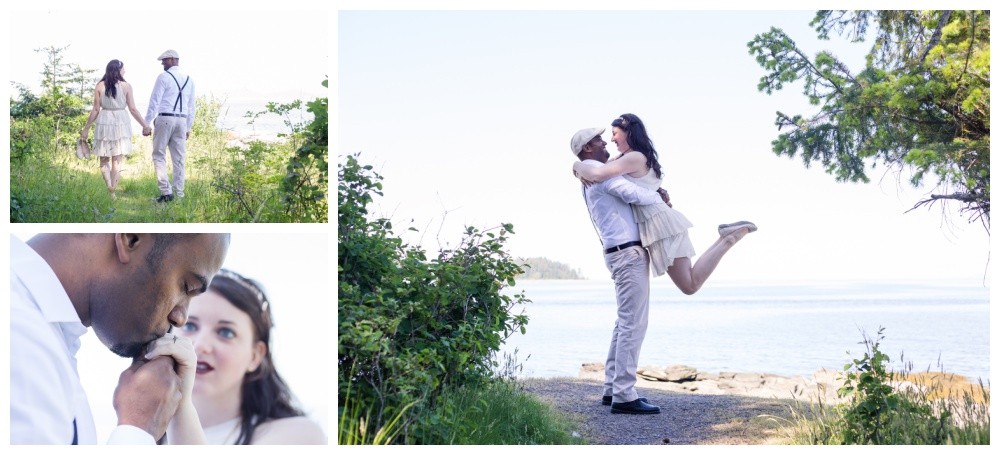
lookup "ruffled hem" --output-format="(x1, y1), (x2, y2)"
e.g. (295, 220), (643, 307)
(92, 138), (133, 157)
(646, 231), (697, 277)
(634, 205), (694, 241)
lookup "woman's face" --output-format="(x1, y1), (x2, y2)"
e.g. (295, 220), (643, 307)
(612, 126), (630, 152)
(181, 290), (265, 401)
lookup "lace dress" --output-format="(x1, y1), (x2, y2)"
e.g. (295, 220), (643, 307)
(92, 83), (133, 157)
(624, 168), (696, 276)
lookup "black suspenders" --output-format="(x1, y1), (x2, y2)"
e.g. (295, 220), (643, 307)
(164, 71), (190, 113)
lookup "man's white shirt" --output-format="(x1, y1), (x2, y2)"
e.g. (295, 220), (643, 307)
(9, 236), (154, 444)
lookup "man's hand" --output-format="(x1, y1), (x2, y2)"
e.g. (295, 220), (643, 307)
(142, 126), (152, 136)
(113, 355), (182, 440)
(657, 188), (672, 207)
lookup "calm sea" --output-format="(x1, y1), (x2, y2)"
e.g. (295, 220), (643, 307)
(499, 280), (990, 384)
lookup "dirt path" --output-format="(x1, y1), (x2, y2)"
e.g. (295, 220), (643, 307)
(521, 377), (799, 445)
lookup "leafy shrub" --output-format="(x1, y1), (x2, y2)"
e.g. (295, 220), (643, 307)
(782, 327), (990, 445)
(281, 80), (328, 222)
(338, 153), (529, 442)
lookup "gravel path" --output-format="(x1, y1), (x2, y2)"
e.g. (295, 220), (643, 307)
(521, 377), (799, 445)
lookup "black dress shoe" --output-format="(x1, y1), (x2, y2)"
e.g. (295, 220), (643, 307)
(603, 396), (648, 406)
(156, 194), (174, 203)
(611, 398), (661, 415)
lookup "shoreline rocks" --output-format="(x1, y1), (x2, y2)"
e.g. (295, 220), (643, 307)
(580, 363), (847, 404)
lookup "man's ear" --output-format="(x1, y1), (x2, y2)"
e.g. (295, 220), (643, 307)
(113, 233), (146, 264)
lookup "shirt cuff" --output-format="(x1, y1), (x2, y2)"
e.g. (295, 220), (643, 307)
(107, 425), (156, 445)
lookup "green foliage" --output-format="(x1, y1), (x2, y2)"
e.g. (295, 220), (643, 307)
(280, 79), (328, 222)
(748, 10), (990, 227)
(210, 140), (287, 222)
(338, 153), (531, 443)
(415, 379), (584, 444)
(516, 257), (584, 280)
(781, 327), (990, 445)
(836, 327), (924, 443)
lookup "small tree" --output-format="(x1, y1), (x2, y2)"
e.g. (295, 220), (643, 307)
(35, 45), (94, 153)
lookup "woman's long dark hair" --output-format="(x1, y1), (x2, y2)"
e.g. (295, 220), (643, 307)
(612, 113), (663, 179)
(101, 59), (125, 99)
(209, 269), (304, 445)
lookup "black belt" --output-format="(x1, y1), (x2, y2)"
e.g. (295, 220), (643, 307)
(159, 113), (187, 117)
(604, 240), (642, 254)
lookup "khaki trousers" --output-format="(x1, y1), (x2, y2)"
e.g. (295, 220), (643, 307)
(602, 245), (651, 404)
(152, 116), (188, 197)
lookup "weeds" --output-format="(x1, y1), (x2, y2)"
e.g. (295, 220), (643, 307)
(775, 327), (990, 445)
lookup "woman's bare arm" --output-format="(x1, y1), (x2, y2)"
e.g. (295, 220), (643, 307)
(573, 152), (647, 183)
(80, 82), (104, 138)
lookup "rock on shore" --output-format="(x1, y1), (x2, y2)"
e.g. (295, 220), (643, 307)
(579, 363), (846, 404)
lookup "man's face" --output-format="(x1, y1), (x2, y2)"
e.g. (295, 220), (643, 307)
(583, 135), (610, 163)
(160, 58), (175, 71)
(90, 234), (230, 358)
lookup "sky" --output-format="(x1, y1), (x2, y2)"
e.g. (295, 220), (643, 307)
(339, 7), (992, 287)
(5, 2), (329, 138)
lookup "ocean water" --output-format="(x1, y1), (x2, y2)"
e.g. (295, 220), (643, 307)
(499, 280), (990, 384)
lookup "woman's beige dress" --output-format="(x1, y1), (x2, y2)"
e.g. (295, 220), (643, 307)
(92, 83), (133, 157)
(624, 168), (697, 277)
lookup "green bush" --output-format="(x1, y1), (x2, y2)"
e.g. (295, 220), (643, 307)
(281, 80), (328, 222)
(782, 327), (990, 445)
(338, 153), (530, 442)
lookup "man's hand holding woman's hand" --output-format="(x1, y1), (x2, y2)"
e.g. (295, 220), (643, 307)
(113, 355), (182, 440)
(113, 333), (197, 440)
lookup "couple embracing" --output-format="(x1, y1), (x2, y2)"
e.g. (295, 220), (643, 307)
(79, 49), (193, 203)
(571, 113), (756, 415)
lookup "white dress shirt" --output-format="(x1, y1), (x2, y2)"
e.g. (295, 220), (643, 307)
(9, 236), (154, 445)
(580, 160), (663, 249)
(144, 66), (196, 131)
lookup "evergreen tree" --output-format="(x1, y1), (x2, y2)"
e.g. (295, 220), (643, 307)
(748, 10), (989, 229)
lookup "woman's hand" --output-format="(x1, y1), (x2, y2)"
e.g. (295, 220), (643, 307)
(144, 333), (196, 400)
(79, 129), (88, 141)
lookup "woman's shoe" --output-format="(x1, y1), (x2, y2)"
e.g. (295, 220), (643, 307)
(718, 221), (757, 237)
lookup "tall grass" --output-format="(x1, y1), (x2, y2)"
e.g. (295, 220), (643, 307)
(772, 329), (990, 445)
(9, 129), (300, 222)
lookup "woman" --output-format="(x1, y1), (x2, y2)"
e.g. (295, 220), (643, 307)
(146, 269), (326, 444)
(572, 113), (756, 295)
(79, 59), (150, 199)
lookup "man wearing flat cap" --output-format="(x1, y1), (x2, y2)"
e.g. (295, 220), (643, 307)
(571, 127), (666, 415)
(145, 49), (196, 203)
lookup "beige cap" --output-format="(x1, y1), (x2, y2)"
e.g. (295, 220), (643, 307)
(570, 127), (605, 156)
(157, 49), (179, 60)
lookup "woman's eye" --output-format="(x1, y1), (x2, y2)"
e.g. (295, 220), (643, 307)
(219, 328), (236, 339)
(181, 322), (197, 333)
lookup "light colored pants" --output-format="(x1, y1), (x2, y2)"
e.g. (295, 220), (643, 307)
(602, 245), (651, 404)
(152, 116), (188, 197)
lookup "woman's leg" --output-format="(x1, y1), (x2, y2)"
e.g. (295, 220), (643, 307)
(666, 227), (750, 295)
(111, 155), (123, 191)
(99, 157), (113, 192)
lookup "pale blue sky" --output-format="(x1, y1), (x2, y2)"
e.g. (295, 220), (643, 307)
(339, 9), (991, 285)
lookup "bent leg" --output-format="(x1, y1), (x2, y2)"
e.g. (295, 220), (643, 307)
(666, 228), (749, 295)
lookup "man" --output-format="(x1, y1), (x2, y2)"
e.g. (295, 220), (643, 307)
(572, 127), (666, 415)
(10, 233), (230, 444)
(144, 49), (196, 203)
